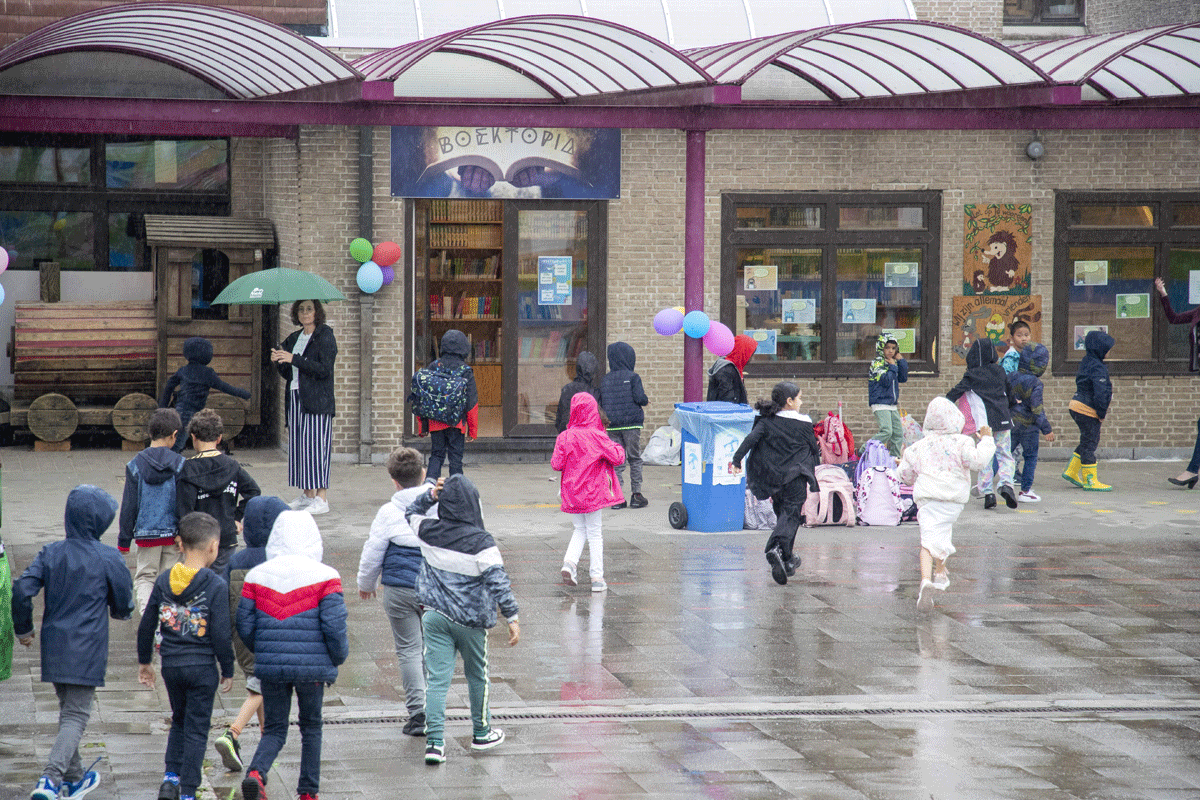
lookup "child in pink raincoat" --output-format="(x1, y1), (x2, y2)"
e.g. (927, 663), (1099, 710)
(552, 393), (626, 593)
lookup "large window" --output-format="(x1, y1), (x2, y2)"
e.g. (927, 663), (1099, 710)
(1004, 0), (1083, 25)
(722, 192), (940, 377)
(1053, 193), (1200, 375)
(0, 135), (230, 271)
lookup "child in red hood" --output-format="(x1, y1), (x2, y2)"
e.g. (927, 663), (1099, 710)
(706, 334), (758, 404)
(552, 393), (626, 592)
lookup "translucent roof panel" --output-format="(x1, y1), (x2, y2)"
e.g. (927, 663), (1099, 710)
(0, 51), (228, 99)
(0, 3), (360, 100)
(689, 20), (1048, 100)
(1014, 24), (1200, 99)
(354, 15), (712, 99)
(323, 0), (912, 48)
(387, 52), (555, 98)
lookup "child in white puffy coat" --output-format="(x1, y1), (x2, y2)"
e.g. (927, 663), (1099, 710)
(898, 397), (995, 611)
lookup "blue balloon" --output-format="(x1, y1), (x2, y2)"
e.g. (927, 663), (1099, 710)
(0, 283), (5, 305)
(356, 260), (383, 294)
(682, 310), (711, 338)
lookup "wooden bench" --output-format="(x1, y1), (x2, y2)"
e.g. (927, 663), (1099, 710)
(11, 301), (158, 404)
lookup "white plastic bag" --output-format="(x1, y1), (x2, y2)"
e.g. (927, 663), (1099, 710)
(643, 426), (682, 466)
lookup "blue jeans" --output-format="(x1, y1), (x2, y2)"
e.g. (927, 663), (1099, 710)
(249, 680), (324, 796)
(162, 664), (218, 797)
(1012, 425), (1041, 493)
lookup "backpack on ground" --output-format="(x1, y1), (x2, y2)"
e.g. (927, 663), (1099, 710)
(409, 361), (470, 425)
(643, 425), (682, 466)
(899, 483), (919, 524)
(802, 464), (856, 527)
(744, 488), (777, 530)
(855, 466), (904, 526)
(814, 404), (856, 465)
(855, 438), (895, 485)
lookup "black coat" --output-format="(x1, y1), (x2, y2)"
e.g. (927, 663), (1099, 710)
(176, 452), (261, 550)
(946, 338), (1012, 431)
(277, 323), (337, 417)
(599, 342), (648, 428)
(732, 413), (820, 501)
(706, 361), (746, 405)
(555, 351), (600, 433)
(1073, 330), (1115, 419)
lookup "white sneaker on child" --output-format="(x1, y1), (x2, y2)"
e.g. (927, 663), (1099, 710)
(561, 562), (577, 586)
(1018, 491), (1041, 503)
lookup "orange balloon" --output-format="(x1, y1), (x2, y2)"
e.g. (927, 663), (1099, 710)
(373, 241), (401, 267)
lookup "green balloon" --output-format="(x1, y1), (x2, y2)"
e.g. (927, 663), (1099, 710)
(349, 238), (374, 263)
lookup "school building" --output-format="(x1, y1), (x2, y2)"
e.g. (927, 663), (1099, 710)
(0, 0), (1197, 460)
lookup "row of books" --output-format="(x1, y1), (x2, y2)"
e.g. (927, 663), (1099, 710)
(430, 293), (501, 319)
(429, 251), (501, 279)
(427, 330), (499, 361)
(520, 331), (572, 361)
(518, 293), (585, 320)
(428, 199), (502, 223)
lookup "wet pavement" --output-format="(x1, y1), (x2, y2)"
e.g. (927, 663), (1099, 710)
(1, 446), (1199, 799)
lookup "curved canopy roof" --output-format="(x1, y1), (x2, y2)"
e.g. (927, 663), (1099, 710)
(0, 3), (360, 99)
(1013, 23), (1200, 99)
(328, 0), (916, 49)
(354, 15), (712, 100)
(688, 20), (1051, 101)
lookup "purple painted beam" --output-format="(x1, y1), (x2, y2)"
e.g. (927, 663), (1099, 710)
(1, 95), (1199, 136)
(684, 130), (705, 403)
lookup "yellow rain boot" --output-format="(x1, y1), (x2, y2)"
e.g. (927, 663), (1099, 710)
(1080, 463), (1112, 492)
(1061, 452), (1083, 487)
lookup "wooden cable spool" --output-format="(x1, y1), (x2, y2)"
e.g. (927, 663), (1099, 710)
(27, 392), (78, 443)
(112, 393), (159, 443)
(206, 393), (247, 440)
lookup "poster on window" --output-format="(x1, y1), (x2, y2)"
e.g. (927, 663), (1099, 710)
(1190, 271), (1200, 304)
(951, 295), (1042, 366)
(743, 329), (777, 355)
(390, 126), (620, 198)
(1074, 260), (1108, 286)
(538, 256), (572, 305)
(782, 298), (816, 324)
(963, 204), (1032, 295)
(1115, 293), (1150, 319)
(1074, 325), (1108, 350)
(743, 265), (778, 292)
(882, 328), (916, 354)
(842, 299), (877, 324)
(884, 262), (919, 288)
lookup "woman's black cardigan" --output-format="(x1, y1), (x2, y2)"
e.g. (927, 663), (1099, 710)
(277, 323), (337, 417)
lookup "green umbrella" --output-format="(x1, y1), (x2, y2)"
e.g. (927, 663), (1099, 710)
(212, 268), (346, 305)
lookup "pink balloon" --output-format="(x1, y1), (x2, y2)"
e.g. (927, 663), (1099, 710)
(704, 321), (735, 356)
(0, 248), (8, 274)
(653, 307), (684, 336)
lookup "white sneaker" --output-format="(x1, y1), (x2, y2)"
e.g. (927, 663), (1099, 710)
(932, 570), (950, 590)
(1018, 491), (1041, 503)
(591, 579), (607, 593)
(289, 494), (312, 510)
(917, 579), (935, 611)
(306, 497), (330, 515)
(561, 563), (577, 586)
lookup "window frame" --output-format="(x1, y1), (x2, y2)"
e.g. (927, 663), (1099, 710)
(721, 191), (941, 379)
(1052, 191), (1200, 376)
(0, 133), (230, 272)
(1003, 0), (1085, 25)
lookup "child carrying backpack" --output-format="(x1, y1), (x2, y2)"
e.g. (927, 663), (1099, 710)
(410, 330), (479, 480)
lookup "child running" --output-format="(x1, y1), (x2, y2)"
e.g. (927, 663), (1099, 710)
(137, 512), (234, 800)
(1063, 329), (1115, 492)
(12, 485), (134, 800)
(1008, 343), (1055, 502)
(405, 475), (520, 766)
(357, 446), (434, 737)
(867, 332), (909, 458)
(898, 397), (995, 611)
(730, 382), (820, 586)
(553, 392), (626, 593)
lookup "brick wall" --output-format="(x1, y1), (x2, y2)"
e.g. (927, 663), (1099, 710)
(910, 0), (1003, 38)
(262, 136), (300, 443)
(1086, 0), (1200, 34)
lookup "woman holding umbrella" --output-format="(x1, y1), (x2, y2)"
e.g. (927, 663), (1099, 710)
(1154, 277), (1200, 489)
(271, 299), (338, 513)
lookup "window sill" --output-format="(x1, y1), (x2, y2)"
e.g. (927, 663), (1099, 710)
(1001, 25), (1087, 41)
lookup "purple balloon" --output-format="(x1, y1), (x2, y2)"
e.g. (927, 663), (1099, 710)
(653, 307), (684, 336)
(380, 265), (395, 285)
(704, 321), (735, 356)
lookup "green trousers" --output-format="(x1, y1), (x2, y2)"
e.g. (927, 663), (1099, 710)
(421, 609), (491, 744)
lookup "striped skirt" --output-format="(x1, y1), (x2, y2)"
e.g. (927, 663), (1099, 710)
(287, 388), (332, 490)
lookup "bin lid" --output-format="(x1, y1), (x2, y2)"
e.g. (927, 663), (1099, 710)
(674, 401), (755, 415)
(673, 401), (757, 455)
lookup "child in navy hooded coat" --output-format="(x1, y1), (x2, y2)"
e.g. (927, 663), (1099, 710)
(12, 485), (134, 800)
(1063, 329), (1115, 492)
(599, 341), (649, 508)
(946, 337), (1017, 509)
(160, 337), (251, 453)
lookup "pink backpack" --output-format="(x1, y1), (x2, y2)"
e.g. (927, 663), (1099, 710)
(855, 466), (903, 526)
(815, 404), (856, 465)
(803, 464), (857, 527)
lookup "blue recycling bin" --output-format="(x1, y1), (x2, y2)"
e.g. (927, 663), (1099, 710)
(671, 401), (757, 532)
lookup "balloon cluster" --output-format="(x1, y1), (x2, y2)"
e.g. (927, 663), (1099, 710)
(0, 247), (9, 306)
(350, 238), (400, 294)
(653, 307), (734, 356)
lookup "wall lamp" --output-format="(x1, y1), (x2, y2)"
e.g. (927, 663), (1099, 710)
(1026, 132), (1045, 160)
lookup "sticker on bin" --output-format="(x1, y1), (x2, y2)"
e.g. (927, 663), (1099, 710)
(683, 441), (702, 485)
(712, 431), (741, 485)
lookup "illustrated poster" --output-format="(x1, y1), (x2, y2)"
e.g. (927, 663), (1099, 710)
(1074, 325), (1108, 350)
(842, 299), (877, 325)
(743, 329), (777, 355)
(884, 262), (919, 288)
(1115, 293), (1150, 319)
(1074, 260), (1108, 286)
(712, 431), (742, 486)
(538, 256), (572, 305)
(743, 265), (778, 292)
(951, 295), (1043, 366)
(683, 441), (702, 485)
(963, 203), (1032, 295)
(882, 328), (916, 354)
(782, 298), (816, 324)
